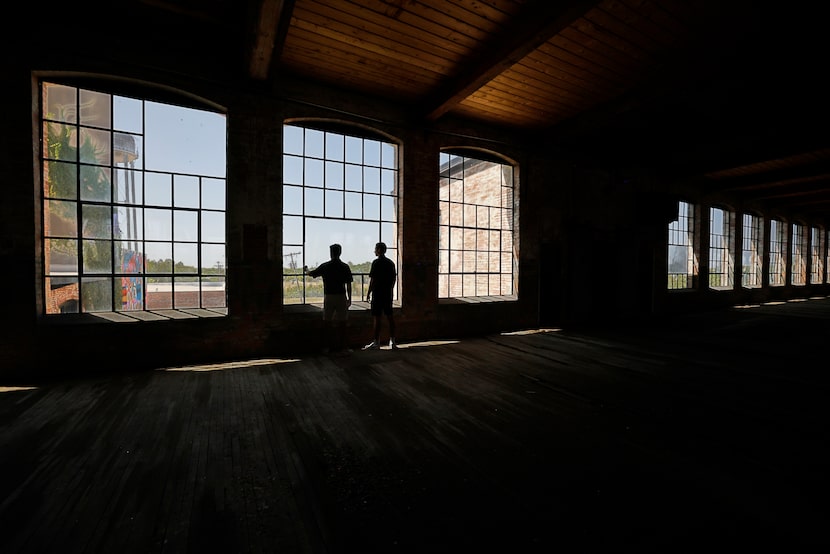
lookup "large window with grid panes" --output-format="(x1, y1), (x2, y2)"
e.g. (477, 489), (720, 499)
(438, 151), (515, 299)
(769, 218), (787, 286)
(741, 213), (764, 288)
(282, 123), (399, 306)
(708, 206), (734, 290)
(668, 200), (697, 290)
(810, 225), (825, 284)
(826, 229), (830, 283)
(790, 222), (808, 286)
(40, 81), (227, 316)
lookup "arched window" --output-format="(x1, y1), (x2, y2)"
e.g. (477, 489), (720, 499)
(282, 123), (399, 305)
(708, 206), (735, 290)
(769, 218), (788, 287)
(438, 151), (515, 299)
(668, 200), (697, 290)
(741, 212), (764, 288)
(791, 222), (808, 285)
(811, 225), (826, 284)
(40, 81), (227, 315)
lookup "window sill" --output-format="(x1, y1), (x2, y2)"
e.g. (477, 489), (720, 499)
(438, 295), (517, 304)
(39, 308), (228, 324)
(282, 300), (401, 314)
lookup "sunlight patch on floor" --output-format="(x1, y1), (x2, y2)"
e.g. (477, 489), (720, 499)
(159, 358), (300, 372)
(0, 386), (39, 393)
(396, 339), (460, 348)
(500, 328), (562, 336)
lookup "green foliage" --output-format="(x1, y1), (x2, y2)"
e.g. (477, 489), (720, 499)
(46, 119), (112, 310)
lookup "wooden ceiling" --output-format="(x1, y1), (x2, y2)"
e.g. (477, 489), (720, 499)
(37, 0), (830, 220)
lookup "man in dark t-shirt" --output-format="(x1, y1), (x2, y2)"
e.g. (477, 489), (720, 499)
(363, 242), (397, 350)
(304, 243), (353, 353)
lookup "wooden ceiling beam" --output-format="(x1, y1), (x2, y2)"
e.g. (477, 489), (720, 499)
(249, 0), (294, 80)
(423, 0), (601, 122)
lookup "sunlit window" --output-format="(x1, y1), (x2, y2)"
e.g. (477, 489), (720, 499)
(438, 152), (515, 298)
(708, 206), (734, 290)
(769, 218), (787, 286)
(282, 123), (398, 305)
(741, 213), (763, 288)
(810, 226), (824, 284)
(667, 200), (697, 289)
(791, 222), (807, 286)
(40, 82), (227, 315)
(826, 229), (830, 284)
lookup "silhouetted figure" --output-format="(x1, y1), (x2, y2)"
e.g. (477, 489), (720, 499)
(363, 242), (397, 349)
(304, 243), (353, 353)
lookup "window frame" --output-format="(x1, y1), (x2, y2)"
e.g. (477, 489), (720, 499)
(790, 221), (808, 286)
(768, 218), (788, 287)
(810, 225), (825, 284)
(281, 122), (400, 307)
(437, 150), (517, 300)
(741, 212), (764, 289)
(38, 79), (228, 317)
(708, 205), (735, 290)
(667, 199), (697, 290)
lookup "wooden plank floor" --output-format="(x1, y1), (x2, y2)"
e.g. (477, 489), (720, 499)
(2, 299), (829, 553)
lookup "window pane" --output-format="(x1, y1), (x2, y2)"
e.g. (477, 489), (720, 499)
(174, 210), (198, 241)
(146, 242), (173, 272)
(114, 95), (143, 134)
(201, 244), (225, 273)
(83, 240), (113, 273)
(146, 208), (172, 240)
(44, 161), (78, 199)
(46, 200), (78, 238)
(46, 238), (79, 274)
(305, 158), (324, 187)
(44, 122), (77, 162)
(326, 133), (344, 161)
(82, 205), (112, 239)
(114, 206), (143, 240)
(79, 127), (111, 165)
(174, 243), (198, 271)
(284, 125), (303, 155)
(146, 172), (173, 206)
(81, 277), (113, 312)
(201, 211), (225, 243)
(80, 165), (111, 202)
(305, 129), (324, 158)
(174, 174), (199, 208)
(325, 190), (344, 218)
(201, 178), (225, 210)
(114, 168), (143, 204)
(116, 276), (144, 311)
(44, 83), (77, 123)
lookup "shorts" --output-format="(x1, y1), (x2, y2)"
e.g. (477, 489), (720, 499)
(370, 295), (393, 316)
(323, 294), (350, 321)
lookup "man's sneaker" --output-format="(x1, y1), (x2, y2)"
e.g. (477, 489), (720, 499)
(363, 340), (380, 350)
(389, 339), (399, 350)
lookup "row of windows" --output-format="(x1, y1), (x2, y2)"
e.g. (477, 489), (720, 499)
(668, 201), (828, 290)
(39, 81), (517, 315)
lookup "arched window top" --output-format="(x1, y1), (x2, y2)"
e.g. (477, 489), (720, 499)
(440, 147), (514, 166)
(284, 118), (397, 145)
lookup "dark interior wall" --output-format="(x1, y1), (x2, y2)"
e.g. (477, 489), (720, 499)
(1, 56), (577, 379)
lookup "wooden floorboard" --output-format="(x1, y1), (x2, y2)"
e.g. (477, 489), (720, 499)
(1, 300), (829, 552)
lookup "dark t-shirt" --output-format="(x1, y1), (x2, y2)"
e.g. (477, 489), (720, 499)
(369, 255), (396, 300)
(310, 259), (353, 295)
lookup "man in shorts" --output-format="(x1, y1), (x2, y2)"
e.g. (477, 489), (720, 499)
(363, 241), (397, 350)
(304, 243), (353, 353)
